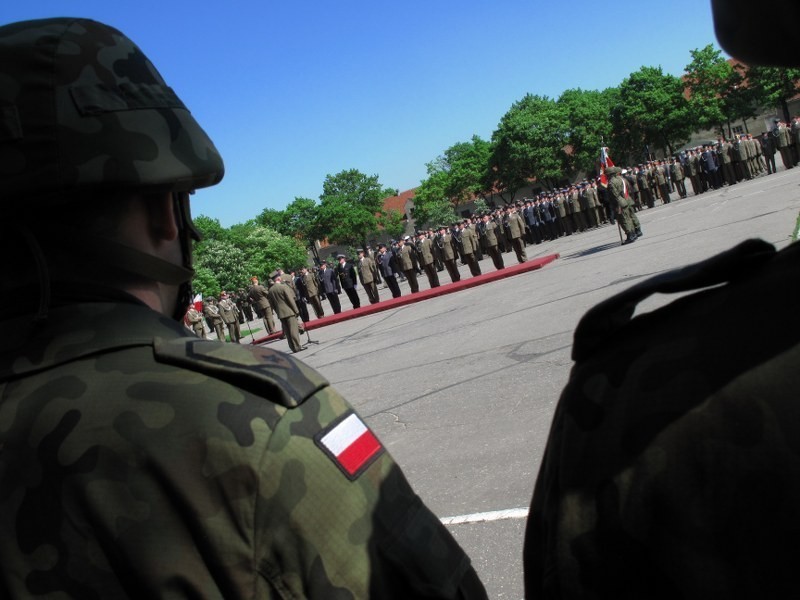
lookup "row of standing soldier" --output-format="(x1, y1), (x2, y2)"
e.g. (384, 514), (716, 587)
(193, 129), (786, 340)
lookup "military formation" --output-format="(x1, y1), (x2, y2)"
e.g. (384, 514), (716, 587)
(195, 130), (790, 342)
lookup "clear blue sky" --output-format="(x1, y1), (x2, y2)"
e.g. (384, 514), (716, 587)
(5, 1), (722, 226)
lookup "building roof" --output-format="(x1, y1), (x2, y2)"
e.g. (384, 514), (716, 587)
(382, 187), (417, 215)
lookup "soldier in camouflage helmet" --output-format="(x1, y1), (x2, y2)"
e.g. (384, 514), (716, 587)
(0, 18), (486, 599)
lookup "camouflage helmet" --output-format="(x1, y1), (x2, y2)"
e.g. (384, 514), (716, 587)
(0, 18), (224, 205)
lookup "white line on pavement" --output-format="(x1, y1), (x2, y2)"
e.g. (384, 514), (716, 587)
(440, 507), (529, 526)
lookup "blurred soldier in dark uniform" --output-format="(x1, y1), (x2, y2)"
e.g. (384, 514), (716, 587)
(336, 254), (361, 309)
(289, 269), (311, 324)
(0, 18), (485, 600)
(524, 0), (800, 595)
(761, 131), (777, 174)
(235, 287), (254, 323)
(318, 261), (342, 313)
(377, 243), (402, 297)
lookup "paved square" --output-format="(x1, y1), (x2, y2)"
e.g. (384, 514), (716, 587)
(266, 168), (800, 599)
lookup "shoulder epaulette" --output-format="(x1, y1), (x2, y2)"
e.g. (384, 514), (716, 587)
(153, 338), (328, 408)
(572, 239), (779, 361)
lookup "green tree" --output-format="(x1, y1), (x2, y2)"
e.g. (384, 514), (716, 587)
(615, 66), (693, 158)
(317, 169), (387, 249)
(191, 264), (221, 298)
(253, 208), (287, 233)
(412, 136), (491, 225)
(439, 135), (493, 204)
(747, 65), (800, 124)
(194, 239), (252, 293)
(684, 45), (754, 138)
(378, 209), (407, 240)
(193, 215), (228, 244)
(257, 197), (324, 263)
(237, 222), (309, 274)
(490, 94), (567, 199)
(557, 88), (616, 177)
(412, 168), (455, 227)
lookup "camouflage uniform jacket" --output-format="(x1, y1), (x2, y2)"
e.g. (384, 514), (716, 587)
(0, 300), (484, 599)
(524, 239), (800, 599)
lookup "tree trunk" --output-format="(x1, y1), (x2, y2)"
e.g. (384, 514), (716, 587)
(781, 98), (791, 124)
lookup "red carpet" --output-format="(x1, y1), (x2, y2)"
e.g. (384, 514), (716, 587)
(252, 253), (559, 345)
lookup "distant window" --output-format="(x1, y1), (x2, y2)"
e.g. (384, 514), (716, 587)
(732, 125), (744, 134)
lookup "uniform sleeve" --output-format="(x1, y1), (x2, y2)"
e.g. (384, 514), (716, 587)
(253, 385), (486, 599)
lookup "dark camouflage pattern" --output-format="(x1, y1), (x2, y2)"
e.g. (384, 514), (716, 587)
(0, 18), (224, 204)
(0, 301), (482, 598)
(525, 239), (800, 598)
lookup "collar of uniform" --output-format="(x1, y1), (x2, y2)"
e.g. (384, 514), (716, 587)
(0, 302), (186, 380)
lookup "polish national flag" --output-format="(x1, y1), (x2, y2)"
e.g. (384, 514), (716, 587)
(599, 147), (614, 185)
(317, 412), (384, 479)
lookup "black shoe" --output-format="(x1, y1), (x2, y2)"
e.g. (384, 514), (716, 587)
(635, 228), (643, 237)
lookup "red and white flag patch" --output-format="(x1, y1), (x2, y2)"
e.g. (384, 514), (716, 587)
(315, 411), (384, 480)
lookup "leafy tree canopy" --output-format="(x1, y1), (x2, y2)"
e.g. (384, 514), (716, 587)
(746, 65), (800, 123)
(490, 94), (567, 198)
(557, 88), (616, 176)
(616, 66), (693, 157)
(317, 169), (388, 247)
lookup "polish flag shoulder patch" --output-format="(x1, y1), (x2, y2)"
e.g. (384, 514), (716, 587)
(314, 411), (384, 480)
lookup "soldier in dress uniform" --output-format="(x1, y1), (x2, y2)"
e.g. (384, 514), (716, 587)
(437, 225), (462, 283)
(248, 275), (277, 334)
(606, 166), (641, 244)
(377, 243), (402, 297)
(356, 248), (381, 304)
(480, 213), (505, 270)
(397, 237), (420, 292)
(185, 303), (207, 338)
(301, 265), (325, 318)
(761, 131), (777, 174)
(218, 291), (241, 343)
(504, 205), (528, 264)
(318, 261), (342, 313)
(416, 231), (440, 288)
(266, 271), (304, 353)
(336, 254), (361, 309)
(458, 220), (482, 277)
(203, 297), (226, 340)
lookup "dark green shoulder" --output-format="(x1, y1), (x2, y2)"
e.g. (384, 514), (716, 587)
(153, 338), (328, 408)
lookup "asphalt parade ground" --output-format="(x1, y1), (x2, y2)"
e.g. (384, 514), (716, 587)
(259, 167), (800, 599)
